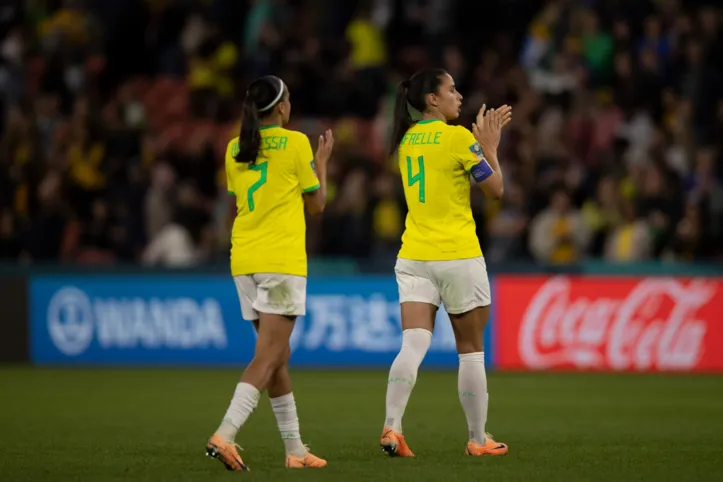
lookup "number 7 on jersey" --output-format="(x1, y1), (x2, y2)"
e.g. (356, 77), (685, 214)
(247, 162), (268, 212)
(406, 155), (425, 203)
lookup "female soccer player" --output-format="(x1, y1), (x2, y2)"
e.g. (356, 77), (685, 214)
(380, 69), (511, 457)
(206, 75), (333, 471)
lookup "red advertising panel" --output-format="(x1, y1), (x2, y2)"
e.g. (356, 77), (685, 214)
(495, 276), (723, 372)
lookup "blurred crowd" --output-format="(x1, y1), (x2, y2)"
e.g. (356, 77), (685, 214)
(1, 0), (722, 269)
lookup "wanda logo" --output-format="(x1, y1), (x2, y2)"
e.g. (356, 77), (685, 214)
(518, 277), (716, 371)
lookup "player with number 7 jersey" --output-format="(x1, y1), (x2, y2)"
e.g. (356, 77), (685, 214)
(226, 124), (320, 277)
(207, 75), (333, 472)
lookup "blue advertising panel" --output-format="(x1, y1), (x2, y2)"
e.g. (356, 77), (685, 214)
(29, 275), (494, 367)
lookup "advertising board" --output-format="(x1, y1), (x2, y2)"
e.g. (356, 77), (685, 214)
(495, 276), (723, 372)
(29, 275), (493, 367)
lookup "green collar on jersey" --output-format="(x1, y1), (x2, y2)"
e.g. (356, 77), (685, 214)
(417, 119), (442, 125)
(259, 125), (280, 130)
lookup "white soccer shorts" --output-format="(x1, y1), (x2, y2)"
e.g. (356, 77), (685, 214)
(395, 256), (491, 314)
(233, 274), (307, 321)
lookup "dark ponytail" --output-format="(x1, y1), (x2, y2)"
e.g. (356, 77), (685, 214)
(236, 95), (261, 163)
(235, 75), (286, 163)
(389, 80), (412, 158)
(388, 69), (448, 158)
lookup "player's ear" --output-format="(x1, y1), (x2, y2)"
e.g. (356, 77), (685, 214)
(426, 92), (438, 109)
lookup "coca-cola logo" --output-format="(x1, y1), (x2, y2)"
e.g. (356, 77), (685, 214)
(519, 277), (715, 371)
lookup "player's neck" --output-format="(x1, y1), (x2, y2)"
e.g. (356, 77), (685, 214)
(260, 117), (283, 128)
(421, 113), (446, 124)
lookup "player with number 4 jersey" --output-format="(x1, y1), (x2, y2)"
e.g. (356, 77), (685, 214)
(380, 69), (512, 459)
(207, 75), (333, 471)
(397, 120), (486, 261)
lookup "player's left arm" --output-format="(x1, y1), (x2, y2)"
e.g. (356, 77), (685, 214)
(295, 132), (325, 215)
(452, 127), (504, 200)
(224, 140), (237, 228)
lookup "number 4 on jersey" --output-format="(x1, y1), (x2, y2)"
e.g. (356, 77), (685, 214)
(247, 162), (268, 212)
(406, 155), (425, 203)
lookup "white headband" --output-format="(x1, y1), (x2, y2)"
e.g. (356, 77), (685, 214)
(258, 77), (285, 112)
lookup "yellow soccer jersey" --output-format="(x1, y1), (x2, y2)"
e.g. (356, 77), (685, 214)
(397, 119), (485, 261)
(226, 126), (320, 277)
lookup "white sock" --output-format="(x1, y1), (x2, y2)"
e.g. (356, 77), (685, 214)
(458, 352), (488, 445)
(217, 382), (261, 442)
(384, 328), (432, 433)
(270, 392), (308, 457)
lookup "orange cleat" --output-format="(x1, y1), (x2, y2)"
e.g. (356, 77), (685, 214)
(285, 448), (328, 468)
(465, 432), (509, 456)
(206, 433), (249, 471)
(380, 427), (415, 457)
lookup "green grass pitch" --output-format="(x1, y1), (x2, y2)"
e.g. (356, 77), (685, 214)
(1, 368), (722, 481)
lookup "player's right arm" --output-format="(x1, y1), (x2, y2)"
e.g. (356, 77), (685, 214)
(297, 129), (334, 215)
(471, 104), (512, 199)
(451, 124), (505, 200)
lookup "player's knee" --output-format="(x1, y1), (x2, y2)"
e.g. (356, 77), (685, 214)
(254, 342), (289, 370)
(456, 338), (483, 355)
(253, 353), (284, 372)
(273, 345), (291, 367)
(400, 328), (433, 362)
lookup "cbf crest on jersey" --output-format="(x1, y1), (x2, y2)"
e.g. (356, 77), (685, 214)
(468, 142), (485, 161)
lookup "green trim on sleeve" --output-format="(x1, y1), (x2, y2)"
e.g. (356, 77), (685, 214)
(302, 183), (321, 193)
(227, 191), (235, 196)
